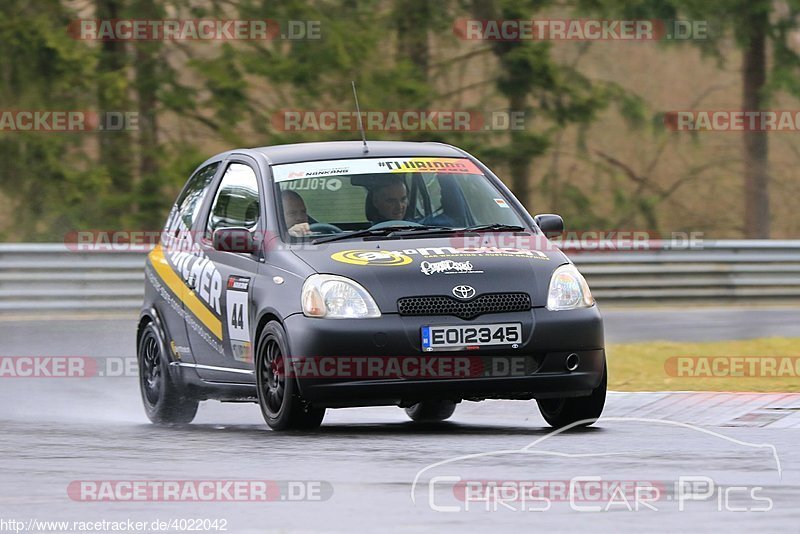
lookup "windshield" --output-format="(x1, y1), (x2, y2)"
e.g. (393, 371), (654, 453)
(272, 157), (527, 240)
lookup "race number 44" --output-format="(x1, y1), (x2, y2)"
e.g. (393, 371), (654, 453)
(226, 276), (251, 342)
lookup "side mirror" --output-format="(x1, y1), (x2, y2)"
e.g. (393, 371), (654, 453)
(213, 227), (256, 253)
(533, 213), (564, 238)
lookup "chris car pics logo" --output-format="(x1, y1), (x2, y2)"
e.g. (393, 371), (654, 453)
(331, 250), (412, 266)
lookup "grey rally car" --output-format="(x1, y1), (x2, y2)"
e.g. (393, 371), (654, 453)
(137, 141), (606, 430)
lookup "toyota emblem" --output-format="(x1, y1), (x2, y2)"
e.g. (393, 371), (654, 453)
(452, 285), (476, 300)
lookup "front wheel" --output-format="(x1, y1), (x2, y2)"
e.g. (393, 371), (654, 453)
(255, 321), (325, 430)
(138, 322), (198, 425)
(405, 400), (457, 422)
(537, 364), (606, 429)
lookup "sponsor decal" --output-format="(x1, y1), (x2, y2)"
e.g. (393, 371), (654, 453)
(145, 266), (225, 355)
(283, 177), (342, 191)
(144, 216), (225, 341)
(375, 158), (481, 174)
(160, 225), (223, 316)
(227, 275), (250, 291)
(331, 249), (413, 267)
(332, 246), (548, 266)
(420, 259), (483, 276)
(148, 246), (223, 340)
(272, 157), (481, 182)
(401, 246), (548, 260)
(169, 342), (192, 359)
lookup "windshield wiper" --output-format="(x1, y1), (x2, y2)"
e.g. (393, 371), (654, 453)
(391, 223), (528, 239)
(462, 223), (526, 233)
(312, 225), (433, 244)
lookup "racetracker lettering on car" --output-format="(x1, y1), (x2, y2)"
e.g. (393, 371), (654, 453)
(147, 242), (223, 340)
(271, 157), (482, 182)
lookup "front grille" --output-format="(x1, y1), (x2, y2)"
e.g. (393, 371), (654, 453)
(397, 292), (531, 320)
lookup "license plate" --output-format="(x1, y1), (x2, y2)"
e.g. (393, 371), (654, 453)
(421, 323), (522, 351)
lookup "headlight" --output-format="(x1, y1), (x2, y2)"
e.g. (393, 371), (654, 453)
(302, 274), (381, 319)
(546, 264), (594, 311)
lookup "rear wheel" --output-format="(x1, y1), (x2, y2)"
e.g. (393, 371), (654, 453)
(138, 322), (198, 425)
(405, 400), (457, 422)
(255, 321), (325, 430)
(537, 364), (606, 429)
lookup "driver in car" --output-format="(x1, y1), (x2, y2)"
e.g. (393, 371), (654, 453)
(281, 190), (311, 237)
(368, 177), (409, 223)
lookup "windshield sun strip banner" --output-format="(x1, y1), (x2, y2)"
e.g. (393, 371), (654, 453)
(148, 244), (223, 339)
(271, 157), (481, 182)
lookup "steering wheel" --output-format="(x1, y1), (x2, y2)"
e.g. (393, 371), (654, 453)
(309, 222), (342, 234)
(368, 220), (424, 230)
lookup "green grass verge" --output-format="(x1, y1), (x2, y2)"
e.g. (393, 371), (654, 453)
(607, 337), (800, 392)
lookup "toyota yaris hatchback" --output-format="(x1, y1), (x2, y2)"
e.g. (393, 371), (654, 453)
(137, 141), (606, 430)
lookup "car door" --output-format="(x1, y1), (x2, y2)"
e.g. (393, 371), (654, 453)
(186, 158), (264, 383)
(148, 161), (221, 365)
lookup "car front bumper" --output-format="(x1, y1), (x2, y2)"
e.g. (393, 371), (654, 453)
(283, 306), (605, 407)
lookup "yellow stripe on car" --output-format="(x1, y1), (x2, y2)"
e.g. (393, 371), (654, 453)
(148, 244), (223, 339)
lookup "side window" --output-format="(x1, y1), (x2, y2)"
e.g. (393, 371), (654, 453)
(168, 162), (219, 231)
(206, 163), (261, 238)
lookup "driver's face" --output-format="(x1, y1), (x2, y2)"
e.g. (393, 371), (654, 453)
(373, 182), (408, 220)
(283, 194), (308, 228)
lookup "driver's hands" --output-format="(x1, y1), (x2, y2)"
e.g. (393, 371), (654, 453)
(287, 222), (311, 237)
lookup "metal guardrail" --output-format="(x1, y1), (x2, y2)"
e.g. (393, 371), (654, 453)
(564, 240), (800, 302)
(1, 241), (799, 312)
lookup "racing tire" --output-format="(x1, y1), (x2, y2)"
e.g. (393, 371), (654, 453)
(404, 400), (457, 422)
(256, 321), (325, 431)
(138, 322), (198, 425)
(537, 363), (607, 429)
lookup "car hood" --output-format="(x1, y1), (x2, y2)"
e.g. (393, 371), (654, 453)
(291, 236), (569, 311)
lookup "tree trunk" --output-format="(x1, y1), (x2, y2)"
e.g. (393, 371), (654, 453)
(95, 0), (133, 198)
(395, 0), (430, 78)
(472, 0), (533, 207)
(133, 0), (161, 227)
(741, 9), (770, 238)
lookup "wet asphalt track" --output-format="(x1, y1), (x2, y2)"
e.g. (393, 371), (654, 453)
(0, 307), (799, 532)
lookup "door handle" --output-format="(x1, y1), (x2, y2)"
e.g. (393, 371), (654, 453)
(187, 274), (197, 290)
